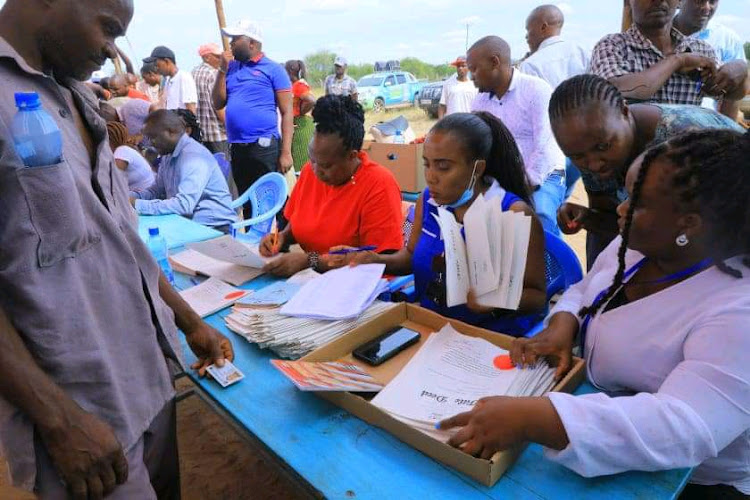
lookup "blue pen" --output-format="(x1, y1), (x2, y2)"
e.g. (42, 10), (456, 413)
(695, 78), (702, 94)
(329, 245), (377, 255)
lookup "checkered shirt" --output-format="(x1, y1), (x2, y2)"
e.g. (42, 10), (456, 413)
(192, 63), (227, 143)
(589, 25), (718, 105)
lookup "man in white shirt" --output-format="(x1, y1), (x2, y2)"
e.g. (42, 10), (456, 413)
(520, 5), (590, 90)
(144, 46), (197, 114)
(468, 36), (566, 235)
(438, 56), (478, 118)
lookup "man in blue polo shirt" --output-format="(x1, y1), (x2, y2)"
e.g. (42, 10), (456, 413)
(212, 19), (293, 216)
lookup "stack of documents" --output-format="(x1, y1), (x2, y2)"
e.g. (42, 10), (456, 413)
(170, 249), (263, 286)
(371, 324), (556, 442)
(224, 301), (397, 359)
(235, 281), (302, 308)
(437, 194), (532, 310)
(271, 360), (384, 392)
(179, 277), (248, 318)
(280, 264), (388, 320)
(187, 235), (275, 269)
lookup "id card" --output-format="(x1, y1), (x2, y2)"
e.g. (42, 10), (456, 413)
(206, 360), (245, 388)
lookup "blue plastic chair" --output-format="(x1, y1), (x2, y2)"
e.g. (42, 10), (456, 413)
(230, 172), (288, 243)
(524, 230), (584, 337)
(213, 152), (231, 179)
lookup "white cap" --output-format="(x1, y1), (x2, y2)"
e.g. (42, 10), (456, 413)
(334, 56), (347, 67)
(222, 20), (264, 44)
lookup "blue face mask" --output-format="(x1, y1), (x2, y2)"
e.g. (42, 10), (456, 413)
(445, 160), (479, 209)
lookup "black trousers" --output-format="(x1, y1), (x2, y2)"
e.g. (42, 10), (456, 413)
(680, 483), (748, 499)
(230, 139), (279, 217)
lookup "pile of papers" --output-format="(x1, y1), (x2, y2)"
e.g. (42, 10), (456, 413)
(179, 277), (248, 318)
(371, 324), (556, 442)
(235, 281), (302, 308)
(170, 249), (263, 286)
(438, 194), (531, 310)
(271, 360), (383, 392)
(187, 235), (273, 268)
(225, 301), (397, 359)
(280, 264), (388, 320)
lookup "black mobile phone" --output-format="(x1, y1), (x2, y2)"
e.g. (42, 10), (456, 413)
(352, 327), (421, 366)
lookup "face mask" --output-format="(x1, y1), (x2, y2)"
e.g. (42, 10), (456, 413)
(445, 160), (479, 209)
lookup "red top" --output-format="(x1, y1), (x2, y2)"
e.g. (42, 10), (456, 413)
(284, 151), (404, 255)
(291, 79), (311, 117)
(127, 88), (151, 102)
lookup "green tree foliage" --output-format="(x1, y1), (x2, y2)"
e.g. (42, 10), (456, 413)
(303, 50), (456, 87)
(745, 42), (750, 61)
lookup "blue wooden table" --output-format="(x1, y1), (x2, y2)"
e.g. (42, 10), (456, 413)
(138, 214), (221, 249)
(174, 272), (692, 500)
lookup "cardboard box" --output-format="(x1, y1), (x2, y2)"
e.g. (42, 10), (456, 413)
(302, 303), (585, 486)
(362, 141), (425, 193)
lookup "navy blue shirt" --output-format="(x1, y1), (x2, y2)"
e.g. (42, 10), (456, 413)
(225, 54), (291, 144)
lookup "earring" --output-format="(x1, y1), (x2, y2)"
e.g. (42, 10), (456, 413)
(676, 234), (689, 247)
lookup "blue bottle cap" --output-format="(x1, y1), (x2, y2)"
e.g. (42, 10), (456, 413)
(148, 227), (160, 237)
(14, 92), (41, 110)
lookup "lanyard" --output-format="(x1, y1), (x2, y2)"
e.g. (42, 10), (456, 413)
(579, 257), (713, 350)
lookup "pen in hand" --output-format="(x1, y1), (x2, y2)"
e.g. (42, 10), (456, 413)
(329, 245), (377, 255)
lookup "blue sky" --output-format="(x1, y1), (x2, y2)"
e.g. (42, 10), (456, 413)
(3, 0), (749, 74)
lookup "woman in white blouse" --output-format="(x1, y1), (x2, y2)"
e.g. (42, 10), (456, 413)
(439, 129), (750, 498)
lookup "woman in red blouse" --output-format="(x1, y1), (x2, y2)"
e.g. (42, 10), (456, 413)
(260, 95), (404, 277)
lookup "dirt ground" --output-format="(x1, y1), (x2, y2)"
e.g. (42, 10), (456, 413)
(0, 107), (587, 499)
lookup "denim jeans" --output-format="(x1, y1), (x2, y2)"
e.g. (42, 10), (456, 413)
(532, 170), (566, 235)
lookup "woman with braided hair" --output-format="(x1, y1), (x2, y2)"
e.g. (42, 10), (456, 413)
(549, 73), (742, 267)
(439, 129), (750, 498)
(107, 121), (155, 192)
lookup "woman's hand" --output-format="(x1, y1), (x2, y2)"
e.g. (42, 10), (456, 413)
(262, 252), (308, 277)
(466, 289), (495, 315)
(510, 312), (578, 380)
(259, 232), (284, 257)
(325, 246), (381, 268)
(557, 203), (590, 235)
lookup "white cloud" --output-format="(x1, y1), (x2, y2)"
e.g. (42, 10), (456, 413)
(556, 2), (573, 15)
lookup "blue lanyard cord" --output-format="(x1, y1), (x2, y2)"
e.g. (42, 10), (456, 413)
(579, 257), (713, 350)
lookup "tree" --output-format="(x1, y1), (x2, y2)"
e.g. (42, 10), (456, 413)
(745, 42), (750, 61)
(304, 50), (336, 88)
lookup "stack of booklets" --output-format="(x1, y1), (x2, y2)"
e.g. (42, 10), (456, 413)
(224, 301), (397, 359)
(179, 277), (248, 318)
(438, 194), (532, 309)
(271, 360), (383, 392)
(371, 324), (556, 442)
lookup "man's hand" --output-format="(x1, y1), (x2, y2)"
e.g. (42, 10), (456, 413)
(262, 252), (308, 277)
(278, 151), (294, 174)
(184, 321), (234, 377)
(704, 60), (748, 98)
(675, 53), (717, 76)
(557, 202), (589, 235)
(220, 50), (233, 73)
(38, 405), (128, 500)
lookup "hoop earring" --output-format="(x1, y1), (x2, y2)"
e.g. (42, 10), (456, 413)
(676, 234), (689, 247)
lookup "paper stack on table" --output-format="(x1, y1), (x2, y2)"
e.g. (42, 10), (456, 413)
(187, 235), (275, 269)
(170, 248), (263, 286)
(371, 324), (555, 442)
(235, 281), (302, 308)
(280, 264), (388, 320)
(437, 194), (532, 310)
(271, 360), (383, 392)
(225, 301), (397, 359)
(179, 277), (248, 318)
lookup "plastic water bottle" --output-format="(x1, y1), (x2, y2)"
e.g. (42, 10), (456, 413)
(393, 130), (405, 144)
(147, 227), (175, 285)
(10, 92), (63, 167)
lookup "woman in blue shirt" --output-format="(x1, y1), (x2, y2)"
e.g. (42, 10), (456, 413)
(334, 112), (547, 336)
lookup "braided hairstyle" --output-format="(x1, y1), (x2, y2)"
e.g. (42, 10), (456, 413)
(430, 111), (533, 206)
(549, 74), (625, 123)
(106, 121), (132, 151)
(285, 60), (306, 80)
(175, 109), (202, 143)
(579, 129), (750, 318)
(311, 94), (365, 152)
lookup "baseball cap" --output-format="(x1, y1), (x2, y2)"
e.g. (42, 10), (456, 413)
(334, 56), (348, 67)
(221, 20), (264, 43)
(198, 43), (223, 57)
(143, 46), (176, 63)
(450, 56), (467, 67)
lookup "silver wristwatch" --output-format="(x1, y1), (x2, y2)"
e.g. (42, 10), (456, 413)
(307, 251), (320, 271)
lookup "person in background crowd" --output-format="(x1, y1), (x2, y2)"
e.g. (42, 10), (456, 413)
(550, 74), (743, 267)
(116, 97), (155, 136)
(107, 121), (155, 192)
(338, 112), (547, 337)
(132, 110), (237, 231)
(144, 45), (198, 113)
(138, 62), (162, 104)
(193, 43), (228, 156)
(324, 56), (358, 101)
(213, 19), (294, 214)
(441, 129), (750, 499)
(0, 0), (234, 497)
(438, 56), (478, 118)
(468, 35), (567, 235)
(175, 108), (203, 143)
(673, 0), (749, 119)
(108, 73), (150, 101)
(285, 59), (316, 172)
(589, 0), (745, 106)
(259, 95), (403, 277)
(520, 4), (590, 89)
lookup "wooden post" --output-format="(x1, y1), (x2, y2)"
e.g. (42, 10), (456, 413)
(214, 0), (230, 51)
(621, 0), (632, 32)
(113, 57), (123, 75)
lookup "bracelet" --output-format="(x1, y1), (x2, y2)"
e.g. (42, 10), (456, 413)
(307, 252), (320, 272)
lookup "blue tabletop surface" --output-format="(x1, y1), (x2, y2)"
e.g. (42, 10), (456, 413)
(175, 272), (692, 500)
(138, 214), (221, 249)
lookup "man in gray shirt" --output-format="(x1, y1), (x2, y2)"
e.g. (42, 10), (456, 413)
(0, 0), (233, 498)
